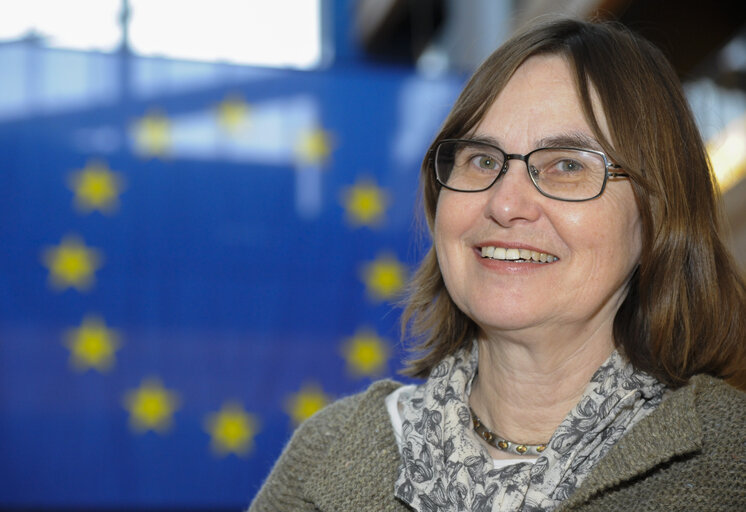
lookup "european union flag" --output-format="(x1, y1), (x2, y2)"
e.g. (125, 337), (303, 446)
(0, 40), (463, 509)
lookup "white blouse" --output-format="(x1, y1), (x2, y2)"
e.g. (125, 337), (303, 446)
(385, 384), (538, 470)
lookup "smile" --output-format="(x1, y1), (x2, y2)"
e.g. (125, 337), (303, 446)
(480, 246), (559, 263)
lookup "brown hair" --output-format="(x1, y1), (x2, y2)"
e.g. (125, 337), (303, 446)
(401, 18), (746, 389)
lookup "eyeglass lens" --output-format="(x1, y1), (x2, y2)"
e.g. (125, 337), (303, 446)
(435, 140), (608, 200)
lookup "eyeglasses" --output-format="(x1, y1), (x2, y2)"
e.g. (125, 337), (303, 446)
(433, 139), (629, 202)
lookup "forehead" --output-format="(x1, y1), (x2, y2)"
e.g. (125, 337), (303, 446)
(473, 54), (611, 149)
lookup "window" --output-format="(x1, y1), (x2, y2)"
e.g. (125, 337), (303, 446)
(129, 0), (322, 69)
(0, 0), (323, 69)
(0, 0), (122, 51)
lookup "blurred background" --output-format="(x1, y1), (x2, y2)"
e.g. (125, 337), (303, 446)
(0, 0), (744, 510)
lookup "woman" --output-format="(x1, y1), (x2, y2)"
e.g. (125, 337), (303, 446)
(250, 19), (746, 511)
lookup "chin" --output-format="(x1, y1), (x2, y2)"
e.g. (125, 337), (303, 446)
(467, 307), (544, 334)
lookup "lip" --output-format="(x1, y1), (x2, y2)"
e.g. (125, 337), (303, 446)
(472, 241), (560, 271)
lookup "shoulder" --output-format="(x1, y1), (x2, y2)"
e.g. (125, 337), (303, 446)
(651, 375), (744, 500)
(650, 374), (745, 457)
(302, 379), (403, 435)
(685, 372), (746, 404)
(249, 379), (403, 512)
(679, 374), (745, 433)
(280, 378), (403, 464)
(561, 375), (745, 511)
(681, 374), (746, 457)
(295, 378), (404, 469)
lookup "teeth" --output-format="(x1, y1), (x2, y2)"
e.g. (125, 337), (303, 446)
(480, 246), (558, 263)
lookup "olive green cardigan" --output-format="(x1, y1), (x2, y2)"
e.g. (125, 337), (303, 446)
(250, 374), (745, 511)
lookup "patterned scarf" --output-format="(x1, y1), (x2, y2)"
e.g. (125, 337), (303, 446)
(394, 342), (665, 511)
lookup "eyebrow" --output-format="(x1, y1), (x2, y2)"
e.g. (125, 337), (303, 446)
(537, 132), (604, 151)
(467, 132), (604, 152)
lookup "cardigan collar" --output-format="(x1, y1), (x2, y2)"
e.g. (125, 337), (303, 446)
(558, 374), (704, 510)
(303, 376), (705, 511)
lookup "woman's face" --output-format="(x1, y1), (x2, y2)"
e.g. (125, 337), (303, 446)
(433, 54), (642, 343)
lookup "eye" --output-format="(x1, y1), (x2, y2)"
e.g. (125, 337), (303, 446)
(470, 154), (500, 170)
(555, 159), (584, 172)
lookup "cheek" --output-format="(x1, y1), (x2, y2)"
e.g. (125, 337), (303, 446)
(433, 194), (473, 289)
(560, 193), (641, 275)
(611, 193), (643, 265)
(433, 198), (455, 273)
(434, 194), (459, 247)
(589, 200), (642, 275)
(626, 216), (643, 263)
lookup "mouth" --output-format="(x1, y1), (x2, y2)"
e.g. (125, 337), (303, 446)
(479, 246), (558, 263)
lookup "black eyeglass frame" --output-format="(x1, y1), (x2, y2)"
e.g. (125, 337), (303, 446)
(432, 138), (629, 202)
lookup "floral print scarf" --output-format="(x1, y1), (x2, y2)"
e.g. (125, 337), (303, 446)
(394, 343), (665, 511)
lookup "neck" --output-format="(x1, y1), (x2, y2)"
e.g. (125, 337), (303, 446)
(469, 324), (614, 451)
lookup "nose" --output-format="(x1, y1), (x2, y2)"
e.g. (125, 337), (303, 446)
(483, 158), (542, 226)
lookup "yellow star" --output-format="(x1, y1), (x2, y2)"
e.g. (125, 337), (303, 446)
(294, 127), (333, 166)
(123, 378), (180, 433)
(67, 160), (125, 214)
(284, 383), (330, 426)
(216, 94), (251, 134)
(63, 315), (121, 373)
(341, 177), (389, 227)
(41, 235), (103, 292)
(204, 402), (259, 457)
(341, 327), (391, 377)
(360, 253), (408, 301)
(133, 109), (171, 157)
